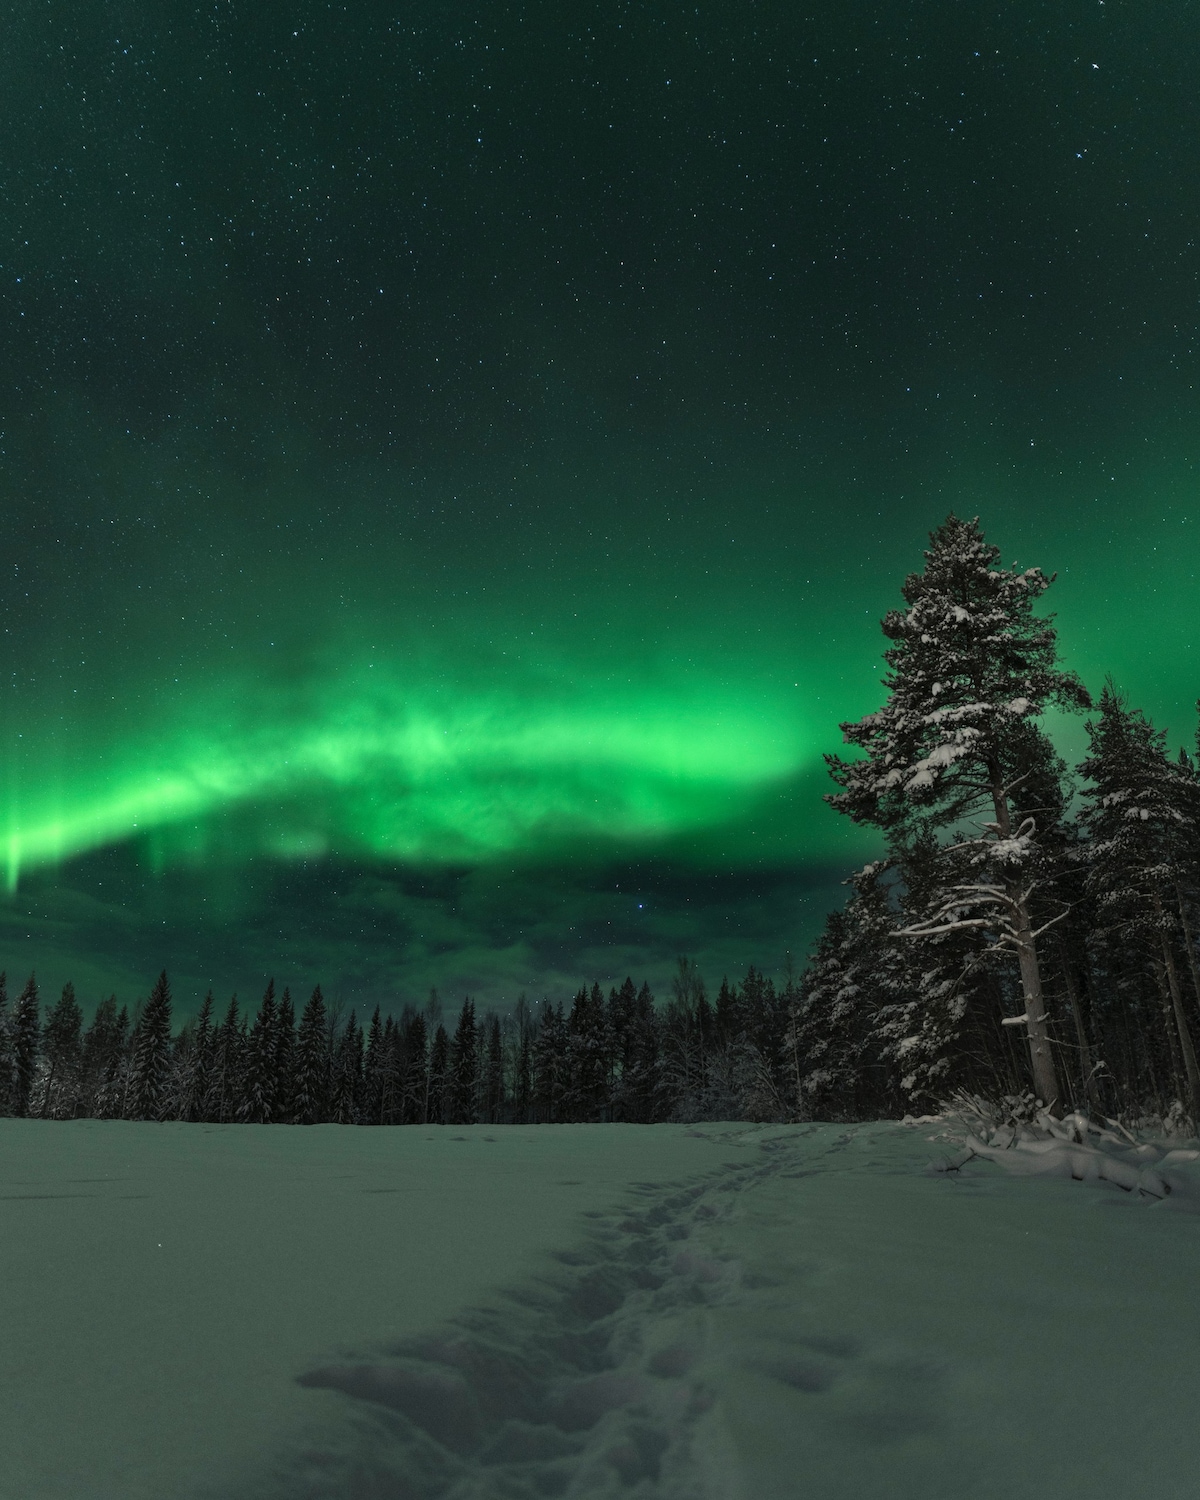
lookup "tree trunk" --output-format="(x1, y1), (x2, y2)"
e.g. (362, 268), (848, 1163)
(990, 769), (1060, 1112)
(1059, 944), (1100, 1113)
(1150, 955), (1185, 1097)
(1155, 901), (1200, 1119)
(1175, 889), (1200, 1013)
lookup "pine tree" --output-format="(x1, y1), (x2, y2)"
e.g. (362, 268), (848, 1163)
(274, 988), (297, 1124)
(293, 986), (330, 1125)
(826, 515), (1090, 1110)
(127, 972), (174, 1121)
(379, 1015), (402, 1124)
(210, 998), (245, 1123)
(0, 973), (13, 1116)
(238, 981), (279, 1124)
(447, 999), (478, 1125)
(480, 1012), (505, 1123)
(426, 1022), (450, 1124)
(400, 1009), (428, 1123)
(181, 992), (217, 1122)
(12, 975), (41, 1117)
(618, 985), (661, 1123)
(532, 1002), (567, 1122)
(41, 982), (83, 1119)
(330, 1010), (363, 1124)
(564, 984), (612, 1122)
(1079, 684), (1200, 1118)
(512, 1000), (533, 1123)
(362, 1006), (386, 1125)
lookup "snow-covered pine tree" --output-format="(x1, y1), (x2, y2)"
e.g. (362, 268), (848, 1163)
(41, 982), (83, 1118)
(0, 972), (12, 1116)
(127, 971), (173, 1121)
(564, 984), (613, 1121)
(531, 1002), (567, 1122)
(12, 975), (41, 1117)
(400, 1008), (428, 1123)
(209, 997), (245, 1123)
(87, 1000), (130, 1119)
(361, 1005), (386, 1125)
(426, 1021), (450, 1124)
(1078, 684), (1200, 1119)
(826, 515), (1089, 1110)
(480, 1012), (505, 1123)
(293, 985), (330, 1124)
(330, 1010), (364, 1124)
(237, 981), (279, 1124)
(447, 999), (478, 1125)
(182, 992), (216, 1122)
(274, 988), (296, 1124)
(789, 861), (903, 1119)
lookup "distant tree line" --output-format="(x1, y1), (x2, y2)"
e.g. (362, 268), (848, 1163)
(3, 516), (1199, 1128)
(0, 960), (801, 1127)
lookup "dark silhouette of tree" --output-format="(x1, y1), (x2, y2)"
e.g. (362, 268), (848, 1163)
(238, 981), (279, 1124)
(330, 1010), (363, 1125)
(532, 1002), (567, 1123)
(12, 975), (41, 1118)
(180, 992), (216, 1122)
(362, 1007), (386, 1125)
(480, 1012), (505, 1123)
(41, 982), (83, 1119)
(1080, 684), (1200, 1119)
(447, 999), (478, 1125)
(400, 1009), (428, 1124)
(293, 986), (330, 1125)
(274, 988), (297, 1124)
(211, 998), (245, 1123)
(564, 985), (612, 1122)
(426, 1022), (449, 1124)
(127, 972), (173, 1121)
(0, 973), (12, 1116)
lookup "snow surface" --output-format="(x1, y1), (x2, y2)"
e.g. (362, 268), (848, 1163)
(2, 1117), (1198, 1499)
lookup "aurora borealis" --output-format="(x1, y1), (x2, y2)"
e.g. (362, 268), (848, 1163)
(4, 3), (1199, 1013)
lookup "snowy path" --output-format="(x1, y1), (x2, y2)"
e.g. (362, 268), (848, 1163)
(2, 1120), (1198, 1499)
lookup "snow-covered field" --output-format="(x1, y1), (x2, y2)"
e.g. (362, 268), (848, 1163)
(1, 1117), (1198, 1500)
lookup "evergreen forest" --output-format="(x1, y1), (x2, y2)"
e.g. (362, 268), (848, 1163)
(4, 516), (1200, 1129)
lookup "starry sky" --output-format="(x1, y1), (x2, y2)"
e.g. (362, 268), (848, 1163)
(4, 1), (1199, 1017)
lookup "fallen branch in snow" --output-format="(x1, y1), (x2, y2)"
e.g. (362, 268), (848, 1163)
(929, 1095), (1200, 1208)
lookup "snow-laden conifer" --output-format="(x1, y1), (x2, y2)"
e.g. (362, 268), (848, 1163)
(12, 975), (41, 1117)
(826, 516), (1089, 1109)
(1078, 684), (1200, 1118)
(127, 971), (173, 1121)
(293, 986), (330, 1124)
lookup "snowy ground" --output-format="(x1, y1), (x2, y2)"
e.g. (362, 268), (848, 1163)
(1, 1117), (1198, 1500)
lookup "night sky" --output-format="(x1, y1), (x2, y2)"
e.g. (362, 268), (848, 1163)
(4, 2), (1199, 1017)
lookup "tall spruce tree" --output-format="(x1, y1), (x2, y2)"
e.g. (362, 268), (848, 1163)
(293, 986), (330, 1124)
(12, 975), (41, 1117)
(238, 981), (279, 1124)
(0, 973), (12, 1115)
(826, 515), (1089, 1110)
(211, 998), (245, 1123)
(183, 992), (217, 1122)
(426, 1022), (450, 1124)
(274, 988), (296, 1124)
(41, 982), (83, 1118)
(127, 972), (173, 1121)
(447, 999), (479, 1125)
(1079, 685), (1200, 1118)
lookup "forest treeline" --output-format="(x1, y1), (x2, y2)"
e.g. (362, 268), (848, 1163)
(0, 963), (797, 1127)
(3, 515), (1200, 1128)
